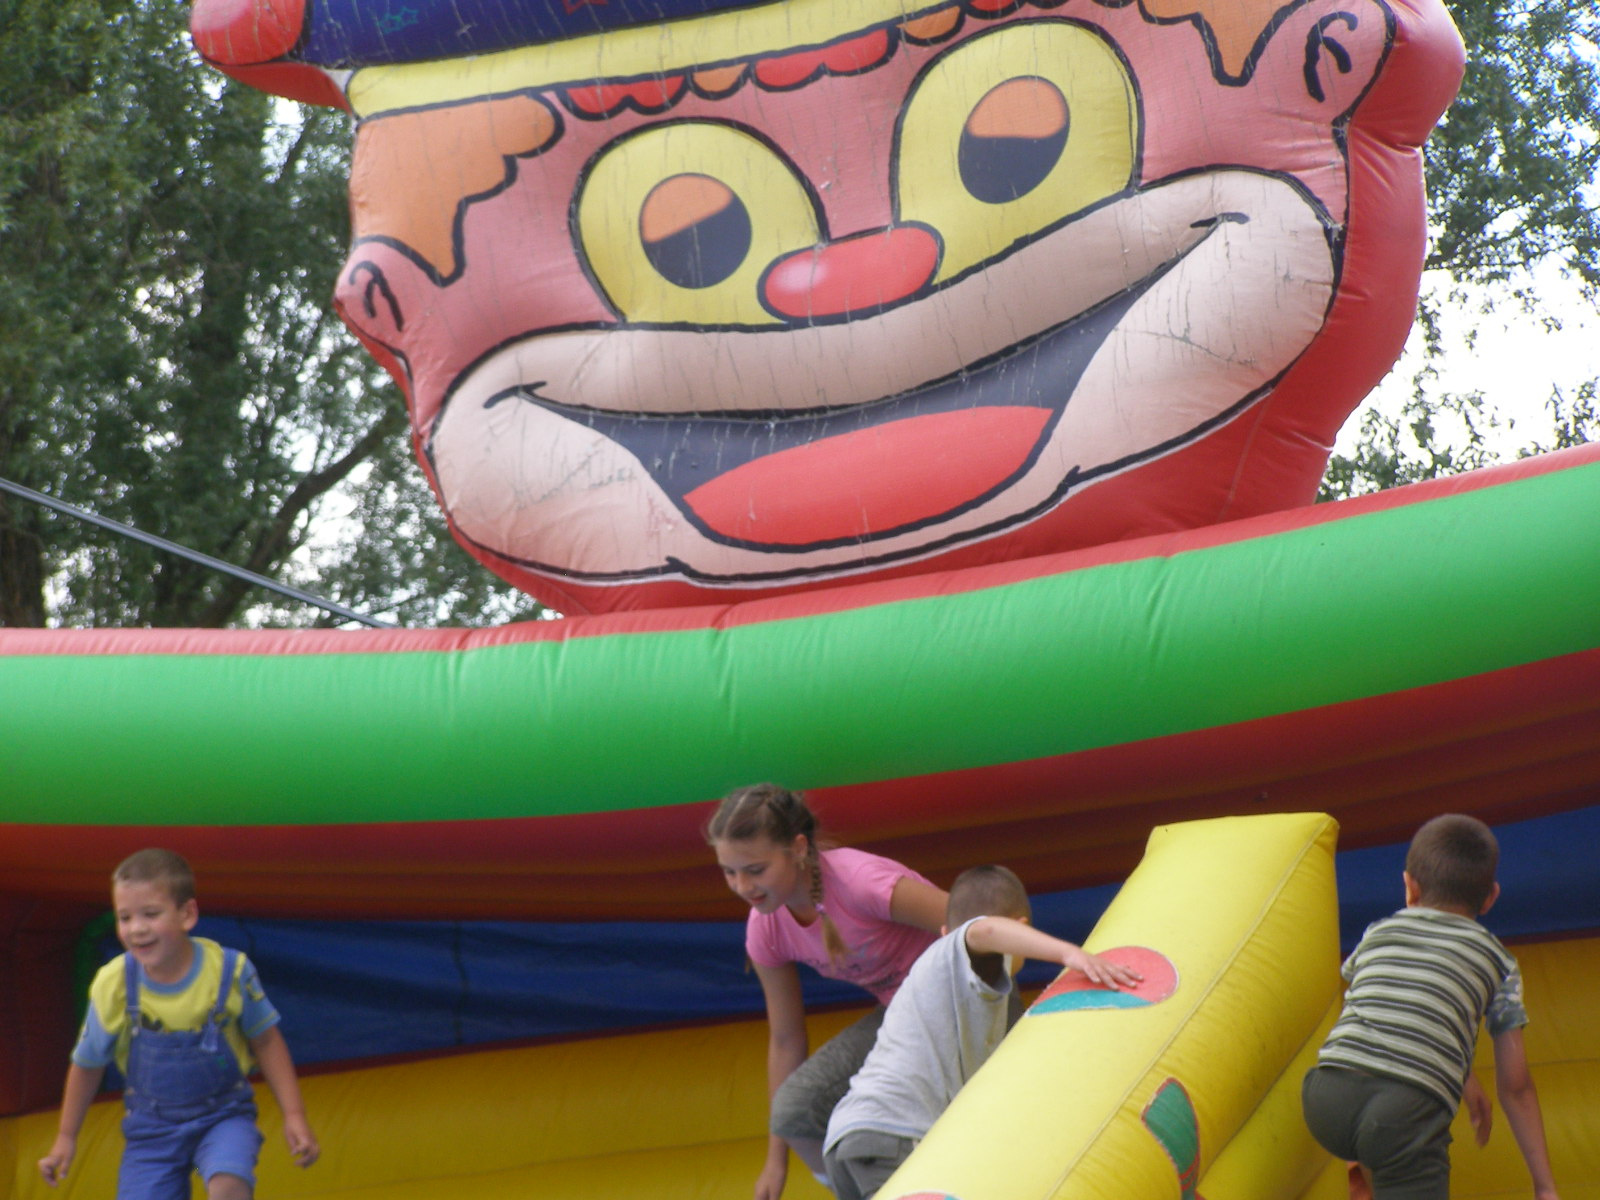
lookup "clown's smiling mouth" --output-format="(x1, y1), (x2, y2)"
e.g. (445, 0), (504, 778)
(484, 233), (1189, 550)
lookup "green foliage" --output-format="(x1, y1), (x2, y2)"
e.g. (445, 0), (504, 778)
(1319, 392), (1501, 500)
(1520, 380), (1600, 455)
(1321, 382), (1599, 502)
(1427, 0), (1600, 293)
(1328, 0), (1598, 501)
(0, 0), (541, 627)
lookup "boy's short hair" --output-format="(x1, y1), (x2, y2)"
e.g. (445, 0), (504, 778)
(946, 865), (1030, 928)
(113, 848), (197, 907)
(1405, 814), (1498, 911)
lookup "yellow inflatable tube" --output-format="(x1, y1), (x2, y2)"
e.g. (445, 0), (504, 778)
(879, 811), (1342, 1200)
(1199, 996), (1340, 1200)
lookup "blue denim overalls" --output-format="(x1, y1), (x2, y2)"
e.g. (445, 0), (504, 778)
(123, 946), (254, 1120)
(118, 946), (260, 1195)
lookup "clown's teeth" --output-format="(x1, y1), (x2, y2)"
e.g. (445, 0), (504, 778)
(553, 4), (1039, 124)
(692, 63), (748, 97)
(564, 75), (688, 117)
(900, 6), (964, 43)
(752, 27), (894, 89)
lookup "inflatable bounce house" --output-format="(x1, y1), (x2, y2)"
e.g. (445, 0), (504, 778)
(3, 0), (1597, 1194)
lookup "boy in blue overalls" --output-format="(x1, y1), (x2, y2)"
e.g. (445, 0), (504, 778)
(38, 848), (319, 1197)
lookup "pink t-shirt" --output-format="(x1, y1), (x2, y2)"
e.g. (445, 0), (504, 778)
(745, 847), (938, 1006)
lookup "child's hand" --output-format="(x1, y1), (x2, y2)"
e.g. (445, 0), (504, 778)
(753, 1157), (787, 1200)
(283, 1113), (320, 1168)
(1064, 947), (1144, 990)
(38, 1135), (76, 1187)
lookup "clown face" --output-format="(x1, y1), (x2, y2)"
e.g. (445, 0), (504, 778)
(196, 0), (1457, 612)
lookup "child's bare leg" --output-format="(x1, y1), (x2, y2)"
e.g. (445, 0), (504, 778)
(208, 1171), (252, 1200)
(1347, 1162), (1373, 1200)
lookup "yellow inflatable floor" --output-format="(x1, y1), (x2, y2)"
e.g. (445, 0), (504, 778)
(4, 822), (1595, 1199)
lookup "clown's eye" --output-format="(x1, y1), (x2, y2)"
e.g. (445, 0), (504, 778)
(640, 175), (753, 289)
(959, 78), (1071, 204)
(896, 21), (1139, 284)
(576, 122), (820, 325)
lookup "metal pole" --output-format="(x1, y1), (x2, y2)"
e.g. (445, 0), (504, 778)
(0, 476), (395, 629)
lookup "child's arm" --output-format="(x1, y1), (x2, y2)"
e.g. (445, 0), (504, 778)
(963, 917), (1143, 990)
(37, 1062), (105, 1186)
(1491, 1027), (1558, 1200)
(1462, 1071), (1493, 1147)
(248, 1025), (320, 1168)
(752, 960), (811, 1200)
(889, 877), (951, 933)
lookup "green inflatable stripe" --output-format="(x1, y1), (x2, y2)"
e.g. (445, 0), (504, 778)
(1142, 1079), (1202, 1197)
(5, 460), (1599, 825)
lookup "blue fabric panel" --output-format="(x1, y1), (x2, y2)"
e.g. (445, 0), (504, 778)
(137, 895), (1113, 1067)
(186, 917), (770, 1066)
(1331, 803), (1600, 951)
(88, 805), (1597, 1068)
(300, 0), (786, 67)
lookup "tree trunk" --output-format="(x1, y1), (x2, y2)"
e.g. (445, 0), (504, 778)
(0, 496), (48, 627)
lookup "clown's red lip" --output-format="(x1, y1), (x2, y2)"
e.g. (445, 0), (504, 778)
(685, 406), (1053, 543)
(497, 261), (1159, 551)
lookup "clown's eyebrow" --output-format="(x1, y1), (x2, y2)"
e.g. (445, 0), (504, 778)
(349, 261), (405, 329)
(1304, 13), (1359, 102)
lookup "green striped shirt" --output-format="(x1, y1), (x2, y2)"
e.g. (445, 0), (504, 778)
(1317, 907), (1527, 1112)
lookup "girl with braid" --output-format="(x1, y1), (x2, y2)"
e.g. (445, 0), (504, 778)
(707, 784), (948, 1200)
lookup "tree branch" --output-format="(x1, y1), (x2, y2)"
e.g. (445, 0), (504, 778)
(196, 405), (408, 626)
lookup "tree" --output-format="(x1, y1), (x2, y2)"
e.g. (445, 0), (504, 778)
(1318, 382), (1598, 501)
(0, 0), (541, 628)
(1324, 0), (1599, 500)
(1425, 0), (1600, 294)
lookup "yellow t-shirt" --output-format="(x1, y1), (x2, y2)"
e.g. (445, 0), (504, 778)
(72, 937), (279, 1076)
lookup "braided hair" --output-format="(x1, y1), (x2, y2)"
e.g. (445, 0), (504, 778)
(706, 783), (850, 963)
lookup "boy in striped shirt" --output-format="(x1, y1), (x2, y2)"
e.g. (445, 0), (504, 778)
(1302, 814), (1558, 1200)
